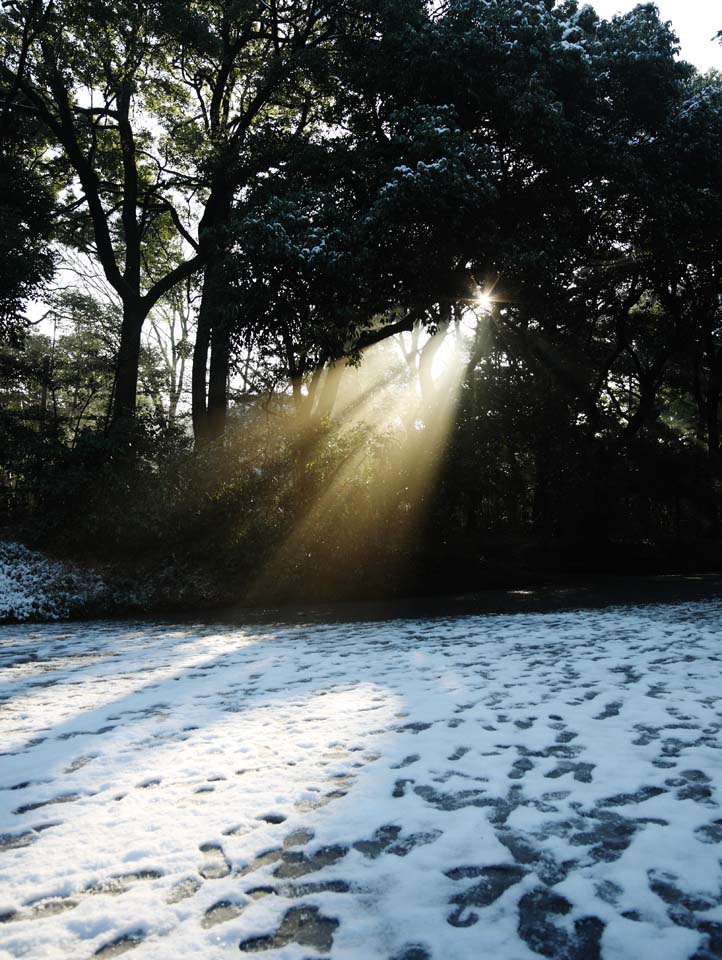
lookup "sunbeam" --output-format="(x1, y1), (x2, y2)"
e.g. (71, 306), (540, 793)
(246, 323), (472, 602)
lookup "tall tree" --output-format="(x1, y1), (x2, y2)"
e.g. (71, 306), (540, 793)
(0, 0), (204, 426)
(176, 0), (416, 440)
(0, 0), (56, 346)
(0, 0), (388, 435)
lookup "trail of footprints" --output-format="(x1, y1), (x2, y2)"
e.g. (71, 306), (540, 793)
(0, 727), (453, 957)
(0, 741), (379, 956)
(384, 702), (722, 960)
(8, 706), (722, 959)
(4, 617), (722, 958)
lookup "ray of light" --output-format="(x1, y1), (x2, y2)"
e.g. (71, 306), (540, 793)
(246, 322), (473, 602)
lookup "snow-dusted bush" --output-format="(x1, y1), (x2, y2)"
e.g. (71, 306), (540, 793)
(0, 540), (107, 622)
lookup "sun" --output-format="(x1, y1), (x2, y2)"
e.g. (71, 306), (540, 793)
(476, 290), (493, 313)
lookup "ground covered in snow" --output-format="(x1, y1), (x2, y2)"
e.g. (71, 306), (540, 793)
(1, 602), (722, 959)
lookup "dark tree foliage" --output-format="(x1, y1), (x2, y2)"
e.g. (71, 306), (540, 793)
(0, 154), (55, 345)
(1, 0), (722, 606)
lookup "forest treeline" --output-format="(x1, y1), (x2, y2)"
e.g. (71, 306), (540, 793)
(1, 0), (722, 605)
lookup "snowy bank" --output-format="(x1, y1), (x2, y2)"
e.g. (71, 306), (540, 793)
(0, 540), (107, 623)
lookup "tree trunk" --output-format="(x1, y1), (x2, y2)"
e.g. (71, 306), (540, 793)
(111, 300), (145, 428)
(193, 255), (233, 443)
(192, 302), (211, 442)
(207, 314), (230, 441)
(314, 363), (344, 421)
(192, 183), (235, 443)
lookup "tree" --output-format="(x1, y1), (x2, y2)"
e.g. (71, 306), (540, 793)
(0, 0), (206, 427)
(650, 72), (722, 464)
(180, 0), (423, 440)
(147, 276), (196, 425)
(0, 154), (55, 345)
(0, 1), (56, 346)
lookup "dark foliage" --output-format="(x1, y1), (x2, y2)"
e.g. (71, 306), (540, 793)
(1, 0), (721, 608)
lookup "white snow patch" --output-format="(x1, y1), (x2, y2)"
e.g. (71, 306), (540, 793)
(0, 541), (106, 623)
(0, 601), (721, 958)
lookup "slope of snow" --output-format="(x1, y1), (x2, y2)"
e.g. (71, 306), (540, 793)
(0, 541), (106, 623)
(1, 602), (721, 959)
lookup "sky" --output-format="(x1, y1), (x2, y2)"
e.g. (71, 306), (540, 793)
(590, 0), (722, 71)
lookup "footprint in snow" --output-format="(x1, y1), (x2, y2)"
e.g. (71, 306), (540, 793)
(390, 947), (431, 960)
(0, 869), (163, 924)
(198, 843), (231, 879)
(353, 824), (441, 860)
(391, 754), (420, 769)
(239, 905), (339, 954)
(93, 930), (145, 958)
(236, 848), (283, 878)
(201, 899), (246, 928)
(273, 844), (347, 879)
(256, 812), (286, 825)
(166, 876), (202, 904)
(64, 754), (98, 773)
(0, 822), (57, 852)
(13, 792), (84, 815)
(517, 887), (604, 960)
(283, 828), (314, 848)
(445, 863), (526, 927)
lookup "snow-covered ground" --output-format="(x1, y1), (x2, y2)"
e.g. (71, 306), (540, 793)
(1, 602), (721, 959)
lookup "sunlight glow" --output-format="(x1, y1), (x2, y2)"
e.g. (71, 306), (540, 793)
(247, 324), (470, 602)
(476, 290), (493, 313)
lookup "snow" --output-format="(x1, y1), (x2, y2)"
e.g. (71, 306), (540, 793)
(1, 601), (722, 958)
(0, 542), (106, 623)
